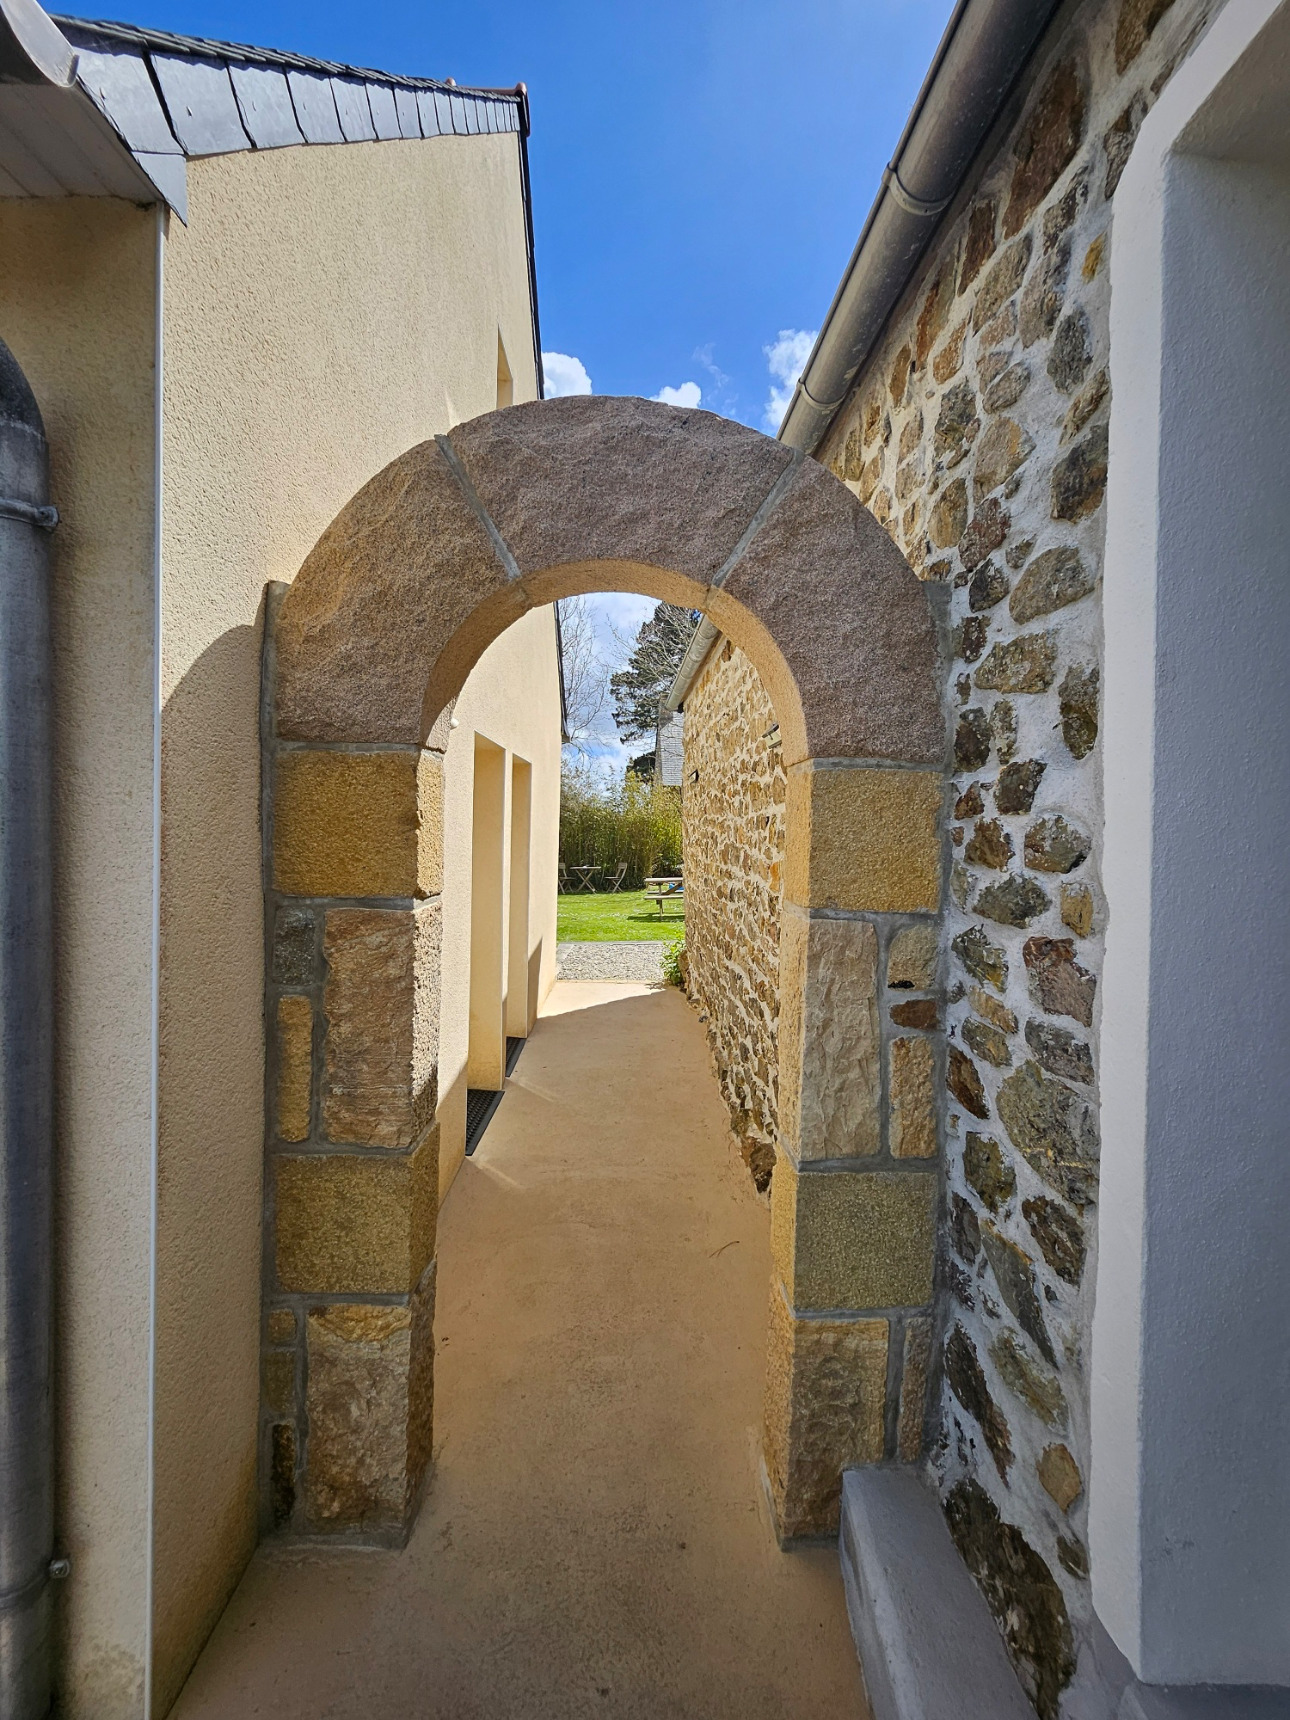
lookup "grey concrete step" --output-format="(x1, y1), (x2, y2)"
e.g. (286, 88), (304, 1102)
(838, 1467), (1034, 1720)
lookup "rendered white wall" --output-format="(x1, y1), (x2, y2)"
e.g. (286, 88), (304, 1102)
(1094, 0), (1290, 1682)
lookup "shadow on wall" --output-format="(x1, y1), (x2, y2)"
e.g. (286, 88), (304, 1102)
(150, 614), (265, 1711)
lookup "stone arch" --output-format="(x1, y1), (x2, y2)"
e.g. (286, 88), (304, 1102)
(262, 396), (946, 1545)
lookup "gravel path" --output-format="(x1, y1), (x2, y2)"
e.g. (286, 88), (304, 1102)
(555, 941), (667, 982)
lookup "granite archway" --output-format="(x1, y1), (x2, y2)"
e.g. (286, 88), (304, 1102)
(262, 395), (946, 1544)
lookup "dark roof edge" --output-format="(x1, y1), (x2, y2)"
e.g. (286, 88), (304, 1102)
(777, 0), (1064, 454)
(52, 13), (520, 99)
(516, 88), (545, 401)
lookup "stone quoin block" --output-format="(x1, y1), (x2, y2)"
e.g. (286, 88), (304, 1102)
(784, 766), (942, 913)
(771, 1156), (937, 1311)
(322, 902), (440, 1147)
(889, 1035), (938, 1159)
(274, 1124), (438, 1294)
(764, 1288), (888, 1537)
(777, 912), (881, 1160)
(303, 1264), (435, 1533)
(888, 921), (938, 990)
(275, 994), (313, 1142)
(273, 748), (441, 899)
(898, 1315), (934, 1460)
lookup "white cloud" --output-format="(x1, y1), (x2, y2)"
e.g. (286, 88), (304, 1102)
(542, 351), (592, 397)
(762, 328), (818, 431)
(653, 381), (702, 409)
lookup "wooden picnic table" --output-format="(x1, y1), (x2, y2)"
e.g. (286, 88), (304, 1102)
(643, 876), (684, 917)
(570, 865), (601, 893)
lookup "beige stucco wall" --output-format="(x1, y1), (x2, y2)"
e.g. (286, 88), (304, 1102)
(0, 199), (160, 1719)
(154, 133), (540, 1711)
(4, 119), (543, 1719)
(437, 606), (564, 1197)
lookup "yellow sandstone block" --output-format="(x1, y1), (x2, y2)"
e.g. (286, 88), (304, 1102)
(274, 1124), (439, 1294)
(772, 1154), (936, 1310)
(764, 1287), (888, 1537)
(273, 748), (442, 899)
(889, 1036), (938, 1159)
(276, 994), (313, 1142)
(784, 766), (942, 913)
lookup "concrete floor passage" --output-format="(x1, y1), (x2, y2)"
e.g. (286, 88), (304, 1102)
(171, 982), (869, 1720)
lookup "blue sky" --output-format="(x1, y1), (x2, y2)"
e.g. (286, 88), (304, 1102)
(71, 0), (958, 427)
(67, 0), (958, 770)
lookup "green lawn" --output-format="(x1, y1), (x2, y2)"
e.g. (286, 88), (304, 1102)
(557, 887), (684, 942)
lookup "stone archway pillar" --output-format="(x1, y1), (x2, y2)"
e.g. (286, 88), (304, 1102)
(765, 762), (943, 1537)
(259, 397), (946, 1544)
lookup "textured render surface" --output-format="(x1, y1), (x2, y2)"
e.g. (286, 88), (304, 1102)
(170, 984), (869, 1719)
(812, 0), (1219, 1705)
(1090, 7), (1290, 1686)
(155, 131), (538, 1710)
(764, 1291), (888, 1537)
(274, 1126), (438, 1293)
(771, 1159), (937, 1311)
(778, 911), (881, 1162)
(785, 767), (943, 913)
(0, 197), (160, 1719)
(839, 1468), (1034, 1720)
(681, 640), (785, 1178)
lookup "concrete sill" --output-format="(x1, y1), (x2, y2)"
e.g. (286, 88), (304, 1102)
(838, 1466), (1034, 1720)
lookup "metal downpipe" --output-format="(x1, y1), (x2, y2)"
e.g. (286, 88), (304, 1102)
(0, 336), (56, 1720)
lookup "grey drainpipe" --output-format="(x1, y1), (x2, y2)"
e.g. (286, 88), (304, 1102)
(0, 338), (57, 1720)
(779, 0), (1064, 453)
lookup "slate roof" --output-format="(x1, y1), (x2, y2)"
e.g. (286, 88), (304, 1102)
(0, 2), (527, 221)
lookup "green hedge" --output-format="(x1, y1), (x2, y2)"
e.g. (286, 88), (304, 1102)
(560, 767), (681, 890)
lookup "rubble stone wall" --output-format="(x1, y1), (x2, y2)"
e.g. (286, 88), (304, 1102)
(806, 0), (1215, 1710)
(681, 640), (786, 1191)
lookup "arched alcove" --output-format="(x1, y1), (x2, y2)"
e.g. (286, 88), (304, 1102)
(262, 395), (946, 1544)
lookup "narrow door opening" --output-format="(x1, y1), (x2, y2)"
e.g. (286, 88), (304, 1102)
(505, 757), (532, 1063)
(467, 735), (507, 1097)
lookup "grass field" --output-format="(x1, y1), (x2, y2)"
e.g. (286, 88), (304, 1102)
(556, 888), (684, 942)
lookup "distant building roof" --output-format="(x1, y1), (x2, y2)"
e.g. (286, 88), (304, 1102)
(656, 707), (683, 787)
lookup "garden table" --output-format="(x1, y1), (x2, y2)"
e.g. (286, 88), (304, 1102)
(644, 876), (684, 916)
(570, 865), (601, 893)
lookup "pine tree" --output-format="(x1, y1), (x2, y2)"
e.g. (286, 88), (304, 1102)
(609, 603), (696, 742)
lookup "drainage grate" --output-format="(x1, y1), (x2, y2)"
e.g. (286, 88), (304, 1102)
(464, 1038), (526, 1156)
(464, 1088), (504, 1156)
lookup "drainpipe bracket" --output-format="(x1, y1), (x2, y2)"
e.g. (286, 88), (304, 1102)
(0, 497), (58, 530)
(881, 165), (953, 220)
